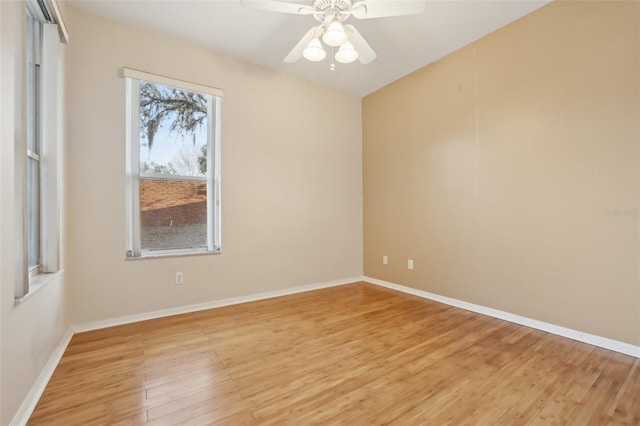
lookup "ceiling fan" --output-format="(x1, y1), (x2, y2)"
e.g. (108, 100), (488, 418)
(242, 0), (426, 66)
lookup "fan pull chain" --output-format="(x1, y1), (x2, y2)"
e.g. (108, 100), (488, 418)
(330, 47), (336, 71)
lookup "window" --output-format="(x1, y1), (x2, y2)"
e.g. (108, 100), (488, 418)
(16, 0), (64, 299)
(125, 69), (222, 258)
(26, 9), (42, 272)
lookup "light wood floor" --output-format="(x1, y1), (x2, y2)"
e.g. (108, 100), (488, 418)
(29, 282), (639, 425)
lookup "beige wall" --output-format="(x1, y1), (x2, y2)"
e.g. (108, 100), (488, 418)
(64, 6), (363, 325)
(1, 1), (70, 424)
(363, 1), (640, 345)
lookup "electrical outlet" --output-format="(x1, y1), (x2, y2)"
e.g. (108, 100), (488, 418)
(175, 272), (184, 285)
(383, 255), (388, 265)
(408, 259), (414, 270)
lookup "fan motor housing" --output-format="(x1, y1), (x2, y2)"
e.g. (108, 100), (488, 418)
(313, 0), (352, 14)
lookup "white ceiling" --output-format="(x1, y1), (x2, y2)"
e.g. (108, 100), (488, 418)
(68, 0), (549, 97)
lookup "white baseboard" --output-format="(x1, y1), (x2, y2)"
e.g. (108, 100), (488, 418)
(10, 328), (74, 426)
(73, 276), (361, 333)
(363, 276), (640, 358)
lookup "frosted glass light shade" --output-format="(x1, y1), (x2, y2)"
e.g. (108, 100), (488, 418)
(303, 37), (326, 62)
(322, 21), (348, 47)
(335, 41), (359, 64)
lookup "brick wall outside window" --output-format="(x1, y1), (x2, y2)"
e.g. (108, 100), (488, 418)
(139, 179), (206, 227)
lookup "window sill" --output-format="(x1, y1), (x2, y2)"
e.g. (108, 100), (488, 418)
(14, 270), (64, 306)
(125, 250), (220, 261)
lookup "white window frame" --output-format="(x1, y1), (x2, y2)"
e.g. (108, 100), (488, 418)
(26, 9), (42, 274)
(124, 68), (223, 258)
(16, 0), (65, 300)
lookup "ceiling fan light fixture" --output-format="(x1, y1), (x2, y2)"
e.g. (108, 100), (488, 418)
(303, 37), (326, 61)
(322, 20), (348, 47)
(335, 41), (359, 64)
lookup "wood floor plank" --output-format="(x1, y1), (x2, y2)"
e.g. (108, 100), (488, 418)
(607, 358), (640, 424)
(526, 346), (615, 425)
(28, 282), (640, 425)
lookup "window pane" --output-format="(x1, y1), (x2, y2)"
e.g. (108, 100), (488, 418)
(140, 178), (207, 251)
(34, 63), (41, 155)
(138, 82), (208, 177)
(27, 158), (40, 268)
(26, 15), (38, 153)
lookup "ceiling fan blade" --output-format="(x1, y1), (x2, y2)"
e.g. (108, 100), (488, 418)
(351, 0), (425, 19)
(345, 25), (377, 64)
(284, 27), (319, 63)
(241, 0), (315, 15)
